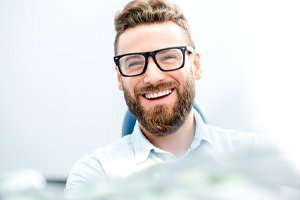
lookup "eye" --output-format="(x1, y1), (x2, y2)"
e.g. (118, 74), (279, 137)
(127, 60), (144, 68)
(158, 52), (181, 63)
(120, 55), (145, 69)
(161, 55), (178, 61)
(157, 48), (182, 62)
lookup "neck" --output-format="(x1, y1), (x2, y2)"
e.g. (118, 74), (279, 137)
(141, 111), (195, 158)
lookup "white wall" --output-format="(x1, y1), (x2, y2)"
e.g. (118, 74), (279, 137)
(1, 0), (299, 179)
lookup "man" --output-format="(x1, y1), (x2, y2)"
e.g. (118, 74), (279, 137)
(65, 0), (279, 196)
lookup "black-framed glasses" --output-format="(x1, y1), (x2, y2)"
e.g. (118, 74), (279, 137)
(114, 46), (194, 77)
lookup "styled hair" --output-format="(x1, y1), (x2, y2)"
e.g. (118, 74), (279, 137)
(114, 0), (195, 55)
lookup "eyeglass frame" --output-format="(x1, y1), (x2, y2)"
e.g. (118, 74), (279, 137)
(113, 46), (194, 77)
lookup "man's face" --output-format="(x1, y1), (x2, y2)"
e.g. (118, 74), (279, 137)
(115, 22), (202, 136)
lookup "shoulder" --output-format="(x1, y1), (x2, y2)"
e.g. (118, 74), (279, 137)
(77, 135), (136, 172)
(93, 135), (135, 159)
(204, 124), (276, 151)
(65, 136), (136, 196)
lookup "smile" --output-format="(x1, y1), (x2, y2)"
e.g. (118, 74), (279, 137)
(143, 89), (173, 100)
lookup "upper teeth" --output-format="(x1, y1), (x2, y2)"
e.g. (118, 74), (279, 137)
(145, 89), (172, 99)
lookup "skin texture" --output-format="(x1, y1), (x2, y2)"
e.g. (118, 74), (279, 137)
(115, 22), (202, 157)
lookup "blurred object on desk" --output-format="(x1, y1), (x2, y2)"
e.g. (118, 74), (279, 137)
(67, 146), (300, 200)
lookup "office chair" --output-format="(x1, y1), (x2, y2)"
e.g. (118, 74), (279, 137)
(122, 102), (207, 136)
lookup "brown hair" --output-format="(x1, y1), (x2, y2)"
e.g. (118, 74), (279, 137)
(114, 0), (195, 55)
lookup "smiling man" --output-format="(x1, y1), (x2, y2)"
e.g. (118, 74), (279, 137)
(65, 0), (278, 196)
(115, 21), (201, 157)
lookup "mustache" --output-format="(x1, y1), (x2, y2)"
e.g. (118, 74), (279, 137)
(134, 81), (179, 96)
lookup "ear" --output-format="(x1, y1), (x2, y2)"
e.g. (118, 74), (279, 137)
(192, 52), (202, 80)
(115, 66), (124, 91)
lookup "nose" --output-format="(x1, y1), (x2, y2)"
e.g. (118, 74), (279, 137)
(143, 57), (166, 85)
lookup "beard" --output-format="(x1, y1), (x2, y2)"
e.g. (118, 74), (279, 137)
(122, 70), (195, 137)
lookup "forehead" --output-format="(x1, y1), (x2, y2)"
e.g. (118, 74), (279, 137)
(117, 22), (187, 55)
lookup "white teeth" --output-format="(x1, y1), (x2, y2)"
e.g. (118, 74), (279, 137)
(145, 89), (172, 99)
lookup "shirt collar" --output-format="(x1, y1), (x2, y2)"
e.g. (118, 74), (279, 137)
(131, 108), (212, 163)
(131, 124), (155, 164)
(189, 109), (212, 150)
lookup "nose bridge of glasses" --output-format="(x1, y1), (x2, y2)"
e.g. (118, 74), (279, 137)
(144, 51), (161, 70)
(143, 52), (166, 81)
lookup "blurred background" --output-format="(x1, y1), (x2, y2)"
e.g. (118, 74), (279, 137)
(1, 0), (299, 188)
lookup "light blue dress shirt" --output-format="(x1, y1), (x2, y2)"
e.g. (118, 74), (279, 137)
(65, 109), (273, 196)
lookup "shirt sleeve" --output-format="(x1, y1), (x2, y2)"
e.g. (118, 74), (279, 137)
(64, 154), (108, 198)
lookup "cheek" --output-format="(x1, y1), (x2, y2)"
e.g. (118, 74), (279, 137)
(183, 63), (196, 79)
(171, 69), (190, 83)
(122, 78), (139, 96)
